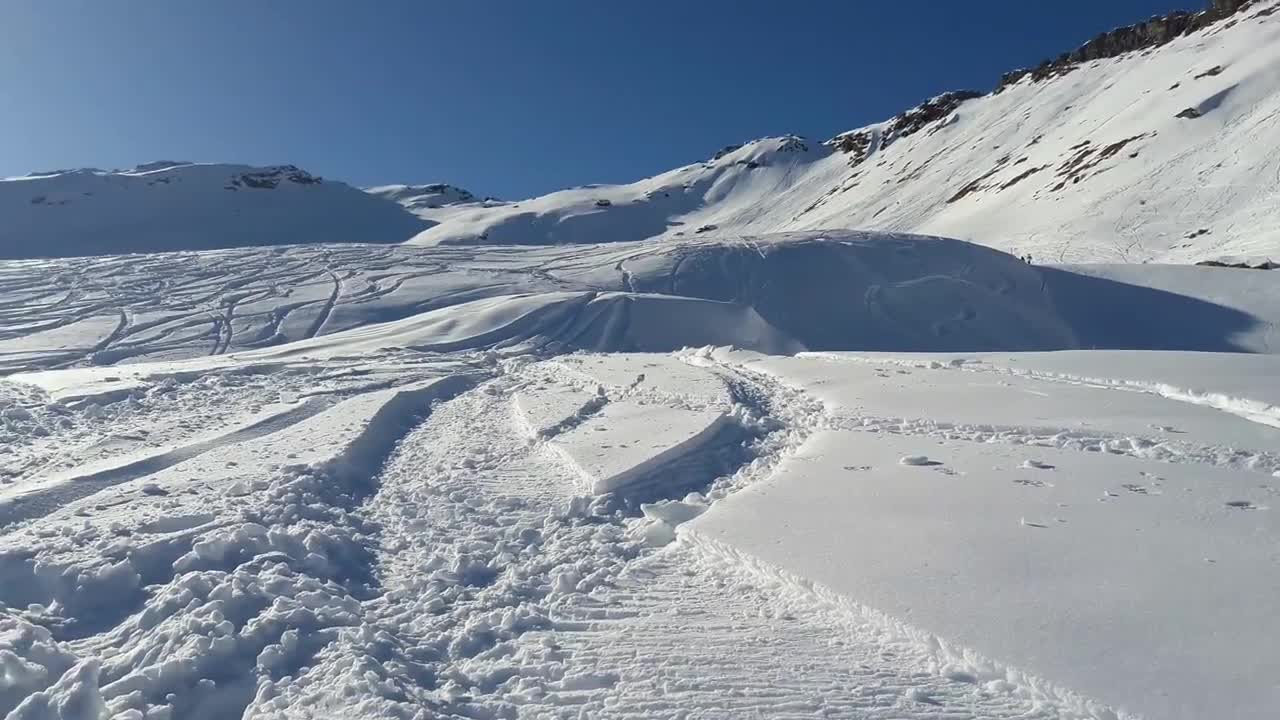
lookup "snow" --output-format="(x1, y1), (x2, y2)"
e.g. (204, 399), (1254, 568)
(2, 3), (1276, 266)
(2, 6), (1280, 718)
(690, 410), (1280, 720)
(549, 401), (730, 494)
(0, 163), (427, 259)
(2, 248), (1280, 718)
(404, 2), (1280, 263)
(16, 229), (1278, 374)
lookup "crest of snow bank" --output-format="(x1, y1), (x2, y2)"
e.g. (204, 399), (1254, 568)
(141, 231), (1075, 362)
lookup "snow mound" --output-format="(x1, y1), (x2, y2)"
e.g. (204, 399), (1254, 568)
(549, 401), (730, 494)
(234, 290), (799, 359)
(0, 163), (429, 259)
(6, 230), (1280, 375)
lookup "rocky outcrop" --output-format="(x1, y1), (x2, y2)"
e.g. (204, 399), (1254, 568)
(230, 165), (322, 190)
(997, 1), (1255, 91)
(882, 91), (982, 148)
(826, 129), (874, 165)
(1197, 257), (1279, 269)
(828, 91), (981, 163)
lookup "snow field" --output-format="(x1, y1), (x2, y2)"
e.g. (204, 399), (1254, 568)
(1, 232), (1279, 718)
(688, 349), (1280, 720)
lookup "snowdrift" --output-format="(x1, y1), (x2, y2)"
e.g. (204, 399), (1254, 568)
(3, 230), (1278, 374)
(0, 163), (429, 258)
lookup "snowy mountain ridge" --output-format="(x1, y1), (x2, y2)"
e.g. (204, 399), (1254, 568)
(4, 4), (1280, 717)
(0, 162), (428, 259)
(410, 0), (1280, 263)
(1, 1), (1275, 263)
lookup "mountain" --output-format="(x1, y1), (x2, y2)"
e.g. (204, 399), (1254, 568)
(0, 162), (428, 259)
(5, 4), (1280, 719)
(409, 0), (1280, 263)
(2, 3), (1273, 263)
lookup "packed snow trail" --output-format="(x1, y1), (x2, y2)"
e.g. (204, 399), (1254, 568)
(8, 348), (1230, 719)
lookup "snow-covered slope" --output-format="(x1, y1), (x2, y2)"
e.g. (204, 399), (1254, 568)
(5, 230), (1278, 374)
(4, 335), (1279, 719)
(2, 226), (1279, 718)
(0, 163), (428, 259)
(410, 0), (1280, 263)
(4, 4), (1280, 719)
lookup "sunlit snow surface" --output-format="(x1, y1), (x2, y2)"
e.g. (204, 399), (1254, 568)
(2, 230), (1279, 720)
(403, 1), (1280, 264)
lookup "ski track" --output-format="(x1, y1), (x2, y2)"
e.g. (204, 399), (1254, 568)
(4, 347), (1276, 719)
(0, 397), (334, 530)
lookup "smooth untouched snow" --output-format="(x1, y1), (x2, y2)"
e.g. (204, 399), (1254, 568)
(689, 366), (1280, 720)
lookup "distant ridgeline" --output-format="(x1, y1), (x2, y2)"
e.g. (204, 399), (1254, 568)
(997, 0), (1257, 89)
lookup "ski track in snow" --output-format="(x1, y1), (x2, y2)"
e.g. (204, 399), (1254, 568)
(2, 337), (1278, 718)
(1, 235), (1279, 717)
(2, 345), (1200, 720)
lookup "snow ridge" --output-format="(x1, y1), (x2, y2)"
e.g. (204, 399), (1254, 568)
(0, 163), (428, 259)
(407, 1), (1280, 262)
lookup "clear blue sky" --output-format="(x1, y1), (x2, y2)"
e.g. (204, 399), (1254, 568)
(1, 0), (1188, 199)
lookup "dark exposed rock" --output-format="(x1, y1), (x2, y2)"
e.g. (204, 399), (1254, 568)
(826, 130), (874, 167)
(997, 1), (1253, 92)
(998, 164), (1050, 191)
(828, 92), (979, 165)
(235, 165), (323, 190)
(1049, 133), (1153, 191)
(1177, 107), (1204, 118)
(882, 91), (982, 149)
(1197, 258), (1279, 269)
(711, 144), (742, 161)
(594, 199), (612, 208)
(776, 135), (810, 153)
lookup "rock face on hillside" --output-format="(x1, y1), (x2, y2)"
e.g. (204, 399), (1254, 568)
(998, 0), (1256, 90)
(406, 0), (1280, 263)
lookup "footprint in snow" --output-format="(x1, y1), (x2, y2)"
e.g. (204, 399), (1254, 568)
(1021, 459), (1055, 470)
